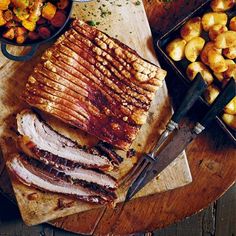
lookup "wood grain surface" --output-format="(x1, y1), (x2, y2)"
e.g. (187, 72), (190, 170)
(0, 0), (236, 235)
(0, 184), (235, 236)
(0, 0), (192, 228)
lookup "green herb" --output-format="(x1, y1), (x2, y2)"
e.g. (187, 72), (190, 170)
(98, 6), (111, 18)
(135, 0), (141, 5)
(86, 20), (96, 26)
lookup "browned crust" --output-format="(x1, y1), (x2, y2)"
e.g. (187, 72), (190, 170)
(23, 19), (166, 150)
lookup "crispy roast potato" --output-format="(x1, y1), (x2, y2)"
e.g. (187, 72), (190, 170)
(166, 38), (186, 61)
(180, 17), (202, 42)
(208, 48), (228, 73)
(223, 47), (236, 59)
(202, 12), (228, 31)
(215, 31), (236, 48)
(186, 61), (214, 84)
(209, 24), (228, 41)
(204, 85), (220, 104)
(230, 16), (236, 31)
(214, 59), (235, 81)
(210, 0), (235, 12)
(201, 42), (222, 65)
(225, 97), (236, 115)
(185, 37), (205, 62)
(222, 113), (236, 129)
(223, 64), (236, 79)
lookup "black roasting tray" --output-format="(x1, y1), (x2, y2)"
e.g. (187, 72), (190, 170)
(156, 0), (236, 144)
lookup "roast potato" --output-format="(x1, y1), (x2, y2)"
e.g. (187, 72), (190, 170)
(166, 38), (186, 61)
(223, 47), (236, 59)
(214, 59), (235, 81)
(0, 10), (6, 26)
(230, 16), (236, 31)
(180, 17), (202, 42)
(210, 0), (235, 12)
(223, 64), (236, 79)
(208, 48), (228, 73)
(215, 31), (236, 48)
(186, 61), (214, 84)
(200, 42), (222, 65)
(202, 12), (227, 31)
(225, 97), (236, 115)
(209, 24), (228, 41)
(0, 0), (10, 10)
(204, 85), (220, 104)
(222, 113), (236, 129)
(185, 37), (205, 62)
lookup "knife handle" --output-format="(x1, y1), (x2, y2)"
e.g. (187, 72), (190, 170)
(194, 78), (236, 134)
(171, 73), (207, 124)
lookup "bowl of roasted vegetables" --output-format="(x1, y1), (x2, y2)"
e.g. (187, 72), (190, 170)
(156, 0), (236, 143)
(0, 0), (72, 61)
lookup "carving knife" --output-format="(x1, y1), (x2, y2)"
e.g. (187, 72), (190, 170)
(125, 78), (236, 201)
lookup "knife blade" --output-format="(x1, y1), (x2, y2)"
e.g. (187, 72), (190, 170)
(125, 77), (236, 201)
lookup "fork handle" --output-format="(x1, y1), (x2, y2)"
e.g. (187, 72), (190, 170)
(172, 73), (207, 124)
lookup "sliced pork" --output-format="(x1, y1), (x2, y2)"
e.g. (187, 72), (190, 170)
(7, 155), (115, 204)
(17, 109), (113, 171)
(23, 19), (167, 150)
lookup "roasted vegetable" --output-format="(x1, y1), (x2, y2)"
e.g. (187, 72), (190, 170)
(3, 27), (15, 40)
(209, 24), (228, 41)
(0, 0), (10, 10)
(57, 0), (69, 9)
(0, 10), (6, 26)
(230, 16), (236, 31)
(222, 113), (236, 129)
(42, 2), (57, 20)
(208, 48), (227, 73)
(185, 37), (205, 62)
(28, 0), (43, 22)
(225, 97), (236, 115)
(51, 10), (67, 27)
(186, 61), (214, 84)
(0, 0), (69, 43)
(28, 31), (39, 40)
(3, 10), (13, 21)
(180, 17), (202, 42)
(5, 20), (20, 28)
(210, 0), (235, 12)
(214, 60), (235, 82)
(215, 31), (236, 48)
(38, 26), (51, 39)
(202, 12), (227, 31)
(204, 85), (220, 104)
(11, 0), (29, 9)
(223, 64), (236, 79)
(22, 19), (36, 31)
(223, 47), (236, 60)
(13, 7), (29, 21)
(200, 42), (222, 65)
(166, 38), (186, 61)
(16, 34), (27, 43)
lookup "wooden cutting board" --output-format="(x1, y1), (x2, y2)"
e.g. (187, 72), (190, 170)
(0, 0), (192, 226)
